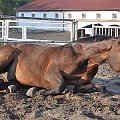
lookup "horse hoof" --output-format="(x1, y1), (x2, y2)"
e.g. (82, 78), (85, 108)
(63, 85), (74, 94)
(99, 86), (106, 94)
(0, 79), (4, 87)
(95, 84), (106, 94)
(8, 85), (17, 93)
(26, 87), (36, 97)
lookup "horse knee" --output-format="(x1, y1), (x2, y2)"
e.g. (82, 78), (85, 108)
(43, 70), (66, 95)
(51, 81), (66, 94)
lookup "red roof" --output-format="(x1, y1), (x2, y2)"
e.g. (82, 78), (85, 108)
(17, 0), (120, 12)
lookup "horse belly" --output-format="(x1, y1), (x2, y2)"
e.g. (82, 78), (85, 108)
(15, 60), (46, 87)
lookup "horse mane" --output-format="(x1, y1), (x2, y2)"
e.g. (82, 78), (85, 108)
(62, 35), (115, 48)
(76, 35), (116, 43)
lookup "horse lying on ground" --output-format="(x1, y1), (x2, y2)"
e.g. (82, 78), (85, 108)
(0, 39), (120, 96)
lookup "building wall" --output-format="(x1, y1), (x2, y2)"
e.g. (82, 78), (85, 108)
(17, 11), (120, 20)
(16, 10), (120, 33)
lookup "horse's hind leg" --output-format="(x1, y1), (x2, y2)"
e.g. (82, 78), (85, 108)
(0, 45), (16, 73)
(0, 45), (16, 90)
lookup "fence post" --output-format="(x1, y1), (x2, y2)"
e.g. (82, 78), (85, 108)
(72, 19), (78, 41)
(115, 28), (118, 37)
(22, 26), (27, 40)
(3, 20), (9, 41)
(1, 20), (4, 40)
(70, 21), (73, 41)
(3, 20), (5, 41)
(75, 20), (78, 40)
(111, 28), (112, 36)
(91, 24), (94, 36)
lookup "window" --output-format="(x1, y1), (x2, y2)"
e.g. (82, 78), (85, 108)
(43, 14), (47, 18)
(32, 13), (35, 18)
(68, 13), (72, 18)
(55, 13), (59, 18)
(82, 13), (86, 19)
(21, 13), (24, 17)
(112, 13), (117, 19)
(96, 13), (101, 19)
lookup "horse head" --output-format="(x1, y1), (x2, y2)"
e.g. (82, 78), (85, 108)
(108, 39), (120, 73)
(67, 39), (120, 74)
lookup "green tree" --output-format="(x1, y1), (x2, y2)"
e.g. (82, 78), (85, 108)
(0, 0), (32, 15)
(0, 0), (3, 15)
(13, 0), (32, 7)
(1, 0), (15, 15)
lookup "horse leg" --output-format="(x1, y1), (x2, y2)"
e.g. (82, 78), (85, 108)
(0, 45), (16, 73)
(36, 69), (66, 96)
(73, 83), (96, 94)
(73, 83), (106, 94)
(73, 63), (100, 94)
(0, 45), (17, 90)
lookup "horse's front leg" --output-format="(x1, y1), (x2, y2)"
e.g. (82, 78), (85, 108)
(73, 82), (106, 94)
(73, 64), (100, 94)
(36, 69), (66, 96)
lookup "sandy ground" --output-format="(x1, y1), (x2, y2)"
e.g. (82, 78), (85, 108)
(8, 31), (71, 42)
(0, 63), (120, 120)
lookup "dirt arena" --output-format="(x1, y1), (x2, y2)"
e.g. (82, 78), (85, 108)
(8, 30), (71, 42)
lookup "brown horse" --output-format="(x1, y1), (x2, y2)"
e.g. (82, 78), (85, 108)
(0, 39), (120, 96)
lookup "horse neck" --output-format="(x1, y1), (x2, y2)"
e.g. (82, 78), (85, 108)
(83, 40), (113, 60)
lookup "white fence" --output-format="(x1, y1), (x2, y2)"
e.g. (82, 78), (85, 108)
(0, 20), (4, 40)
(0, 18), (78, 44)
(1, 18), (120, 44)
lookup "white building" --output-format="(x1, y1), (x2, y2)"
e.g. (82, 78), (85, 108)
(16, 0), (120, 37)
